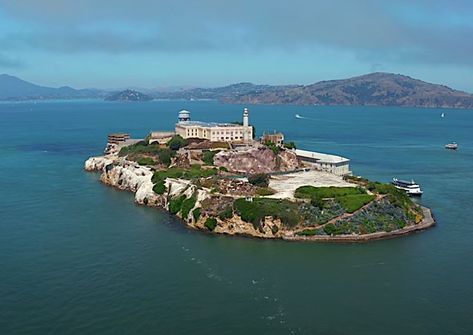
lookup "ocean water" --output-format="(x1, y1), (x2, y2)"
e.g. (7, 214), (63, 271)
(1, 100), (472, 335)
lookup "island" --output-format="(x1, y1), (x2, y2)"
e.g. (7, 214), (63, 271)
(105, 89), (153, 102)
(85, 108), (435, 241)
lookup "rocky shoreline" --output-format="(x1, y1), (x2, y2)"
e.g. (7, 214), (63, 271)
(85, 155), (435, 242)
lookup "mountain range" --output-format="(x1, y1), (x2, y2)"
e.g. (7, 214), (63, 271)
(0, 74), (101, 100)
(1, 72), (473, 109)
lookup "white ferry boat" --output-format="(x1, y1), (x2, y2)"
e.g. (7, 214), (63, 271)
(445, 142), (458, 150)
(392, 178), (423, 196)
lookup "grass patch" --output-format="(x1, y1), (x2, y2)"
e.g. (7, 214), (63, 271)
(234, 198), (300, 229)
(295, 186), (365, 199)
(204, 218), (218, 231)
(337, 194), (376, 213)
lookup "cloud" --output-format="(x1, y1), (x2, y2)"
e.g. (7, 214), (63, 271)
(0, 0), (473, 66)
(0, 53), (23, 68)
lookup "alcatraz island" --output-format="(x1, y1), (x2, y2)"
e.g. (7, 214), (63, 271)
(85, 108), (435, 241)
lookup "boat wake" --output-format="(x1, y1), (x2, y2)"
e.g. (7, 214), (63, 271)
(294, 113), (346, 124)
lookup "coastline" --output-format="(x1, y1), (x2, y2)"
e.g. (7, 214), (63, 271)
(85, 154), (436, 243)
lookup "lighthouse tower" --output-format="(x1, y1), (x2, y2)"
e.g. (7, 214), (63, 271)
(243, 107), (250, 142)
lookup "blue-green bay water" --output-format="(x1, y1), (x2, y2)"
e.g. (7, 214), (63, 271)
(1, 100), (472, 334)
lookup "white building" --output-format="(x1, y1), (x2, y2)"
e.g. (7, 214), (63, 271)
(175, 108), (253, 143)
(294, 149), (351, 176)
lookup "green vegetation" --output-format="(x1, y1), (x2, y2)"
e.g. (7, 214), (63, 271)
(169, 195), (186, 215)
(296, 229), (318, 236)
(218, 207), (234, 220)
(152, 180), (166, 195)
(152, 166), (217, 196)
(181, 196), (197, 219)
(152, 166), (218, 184)
(283, 141), (297, 150)
(234, 198), (300, 229)
(193, 208), (202, 222)
(136, 157), (157, 166)
(248, 173), (270, 188)
(202, 150), (220, 165)
(219, 166), (228, 172)
(323, 221), (359, 235)
(204, 218), (218, 231)
(119, 141), (158, 156)
(167, 135), (187, 150)
(295, 185), (374, 213)
(264, 140), (281, 155)
(295, 186), (365, 199)
(256, 187), (276, 196)
(367, 182), (420, 216)
(118, 141), (175, 166)
(337, 194), (376, 213)
(157, 148), (173, 166)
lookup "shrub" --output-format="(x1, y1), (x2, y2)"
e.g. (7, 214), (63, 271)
(157, 148), (173, 166)
(219, 166), (228, 172)
(204, 218), (218, 231)
(256, 187), (276, 196)
(181, 196), (197, 219)
(264, 140), (280, 155)
(202, 150), (220, 165)
(234, 198), (300, 229)
(169, 195), (186, 214)
(248, 173), (270, 188)
(119, 141), (160, 157)
(218, 207), (234, 220)
(283, 141), (297, 150)
(296, 229), (318, 236)
(167, 135), (187, 150)
(136, 157), (156, 166)
(359, 220), (377, 234)
(323, 222), (359, 235)
(153, 180), (166, 195)
(193, 208), (202, 221)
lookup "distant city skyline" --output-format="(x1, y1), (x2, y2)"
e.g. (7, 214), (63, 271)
(1, 0), (472, 92)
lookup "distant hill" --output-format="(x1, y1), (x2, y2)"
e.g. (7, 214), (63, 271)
(154, 82), (297, 101)
(105, 89), (153, 102)
(219, 73), (473, 108)
(155, 73), (473, 109)
(0, 74), (100, 100)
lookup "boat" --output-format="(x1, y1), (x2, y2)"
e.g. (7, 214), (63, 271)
(295, 114), (302, 119)
(445, 142), (458, 150)
(392, 178), (423, 196)
(441, 113), (445, 118)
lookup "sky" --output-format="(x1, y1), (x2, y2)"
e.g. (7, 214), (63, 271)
(0, 0), (472, 91)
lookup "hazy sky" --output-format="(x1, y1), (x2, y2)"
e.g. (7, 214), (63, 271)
(0, 0), (472, 91)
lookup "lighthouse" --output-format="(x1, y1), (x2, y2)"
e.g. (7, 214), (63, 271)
(243, 107), (250, 142)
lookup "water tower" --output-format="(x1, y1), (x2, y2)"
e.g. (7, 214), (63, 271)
(178, 110), (191, 123)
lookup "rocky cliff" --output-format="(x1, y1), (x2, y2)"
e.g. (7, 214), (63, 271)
(214, 146), (301, 174)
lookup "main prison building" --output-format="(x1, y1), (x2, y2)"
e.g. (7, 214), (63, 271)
(175, 109), (253, 143)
